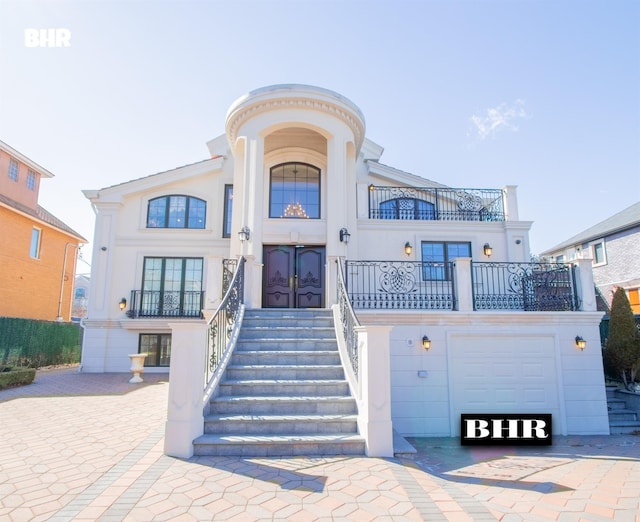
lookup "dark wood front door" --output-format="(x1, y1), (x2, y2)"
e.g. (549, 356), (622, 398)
(263, 246), (325, 308)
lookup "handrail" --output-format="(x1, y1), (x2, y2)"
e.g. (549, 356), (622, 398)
(204, 257), (245, 390)
(336, 259), (360, 378)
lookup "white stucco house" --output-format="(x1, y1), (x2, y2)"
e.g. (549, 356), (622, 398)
(81, 84), (609, 457)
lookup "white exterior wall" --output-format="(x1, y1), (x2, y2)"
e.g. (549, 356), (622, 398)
(358, 310), (609, 437)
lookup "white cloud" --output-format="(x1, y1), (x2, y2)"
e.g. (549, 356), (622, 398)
(470, 99), (528, 140)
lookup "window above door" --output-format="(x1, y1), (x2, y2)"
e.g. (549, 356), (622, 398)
(269, 162), (320, 219)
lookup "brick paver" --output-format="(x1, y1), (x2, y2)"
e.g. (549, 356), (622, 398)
(1, 367), (639, 521)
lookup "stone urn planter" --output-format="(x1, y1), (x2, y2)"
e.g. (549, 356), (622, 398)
(128, 353), (148, 383)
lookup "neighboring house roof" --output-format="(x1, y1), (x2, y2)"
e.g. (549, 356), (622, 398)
(541, 201), (640, 255)
(0, 140), (55, 178)
(0, 193), (87, 241)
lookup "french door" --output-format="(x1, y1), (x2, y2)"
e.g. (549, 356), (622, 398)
(262, 246), (325, 308)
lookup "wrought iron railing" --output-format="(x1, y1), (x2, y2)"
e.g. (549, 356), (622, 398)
(345, 260), (455, 310)
(472, 262), (578, 311)
(127, 290), (204, 318)
(205, 257), (245, 387)
(368, 185), (505, 222)
(336, 259), (360, 377)
(222, 258), (238, 297)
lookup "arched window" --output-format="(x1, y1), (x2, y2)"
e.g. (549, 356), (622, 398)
(379, 198), (435, 220)
(269, 163), (320, 219)
(147, 195), (206, 229)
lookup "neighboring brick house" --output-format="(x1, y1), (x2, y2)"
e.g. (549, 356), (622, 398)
(0, 140), (86, 322)
(541, 202), (640, 314)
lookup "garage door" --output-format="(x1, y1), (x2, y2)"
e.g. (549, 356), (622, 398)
(449, 335), (561, 435)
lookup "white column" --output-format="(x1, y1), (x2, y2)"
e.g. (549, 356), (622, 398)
(573, 258), (597, 312)
(164, 321), (208, 458)
(503, 185), (519, 221)
(453, 257), (474, 311)
(355, 325), (394, 457)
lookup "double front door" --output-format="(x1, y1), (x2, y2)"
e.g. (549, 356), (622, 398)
(263, 246), (325, 308)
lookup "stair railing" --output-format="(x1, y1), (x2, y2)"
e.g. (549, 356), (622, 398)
(335, 259), (360, 380)
(204, 257), (246, 394)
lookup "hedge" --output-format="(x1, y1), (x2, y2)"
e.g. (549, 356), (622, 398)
(0, 317), (82, 368)
(0, 367), (36, 389)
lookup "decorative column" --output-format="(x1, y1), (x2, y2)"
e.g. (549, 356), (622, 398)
(355, 325), (394, 457)
(164, 321), (208, 458)
(453, 257), (474, 312)
(572, 258), (597, 312)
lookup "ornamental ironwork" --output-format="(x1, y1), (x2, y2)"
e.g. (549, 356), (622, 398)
(472, 262), (578, 311)
(336, 260), (359, 377)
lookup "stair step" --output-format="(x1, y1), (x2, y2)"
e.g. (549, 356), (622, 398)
(219, 379), (349, 396)
(208, 395), (358, 414)
(192, 433), (365, 457)
(236, 339), (337, 351)
(608, 409), (638, 421)
(226, 365), (344, 379)
(607, 399), (628, 410)
(609, 420), (640, 434)
(231, 351), (341, 365)
(240, 326), (336, 340)
(204, 414), (358, 434)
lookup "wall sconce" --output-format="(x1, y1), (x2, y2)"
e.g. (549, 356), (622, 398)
(339, 228), (351, 244)
(238, 226), (251, 242)
(368, 184), (375, 192)
(575, 336), (587, 351)
(119, 298), (127, 311)
(405, 242), (413, 256)
(483, 243), (493, 257)
(422, 335), (431, 350)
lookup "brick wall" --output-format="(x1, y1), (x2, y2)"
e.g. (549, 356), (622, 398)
(0, 206), (80, 321)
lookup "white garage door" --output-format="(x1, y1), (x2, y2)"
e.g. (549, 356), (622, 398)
(449, 335), (561, 435)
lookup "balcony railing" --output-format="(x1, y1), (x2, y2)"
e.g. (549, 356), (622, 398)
(368, 185), (505, 222)
(472, 262), (578, 311)
(127, 290), (204, 318)
(343, 260), (580, 312)
(345, 260), (456, 310)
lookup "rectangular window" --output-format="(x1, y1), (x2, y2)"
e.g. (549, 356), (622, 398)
(27, 169), (36, 190)
(421, 241), (471, 280)
(139, 334), (171, 367)
(592, 241), (606, 265)
(223, 184), (233, 238)
(30, 228), (41, 259)
(555, 255), (564, 264)
(628, 288), (640, 314)
(8, 158), (18, 181)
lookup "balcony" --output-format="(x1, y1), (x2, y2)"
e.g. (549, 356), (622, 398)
(344, 260), (579, 312)
(126, 290), (204, 318)
(368, 186), (505, 222)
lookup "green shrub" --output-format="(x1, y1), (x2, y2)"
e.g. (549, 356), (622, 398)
(0, 367), (36, 389)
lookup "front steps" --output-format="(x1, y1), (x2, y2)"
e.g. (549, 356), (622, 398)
(606, 385), (640, 434)
(193, 309), (365, 457)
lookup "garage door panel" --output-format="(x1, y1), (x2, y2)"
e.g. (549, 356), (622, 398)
(450, 336), (560, 435)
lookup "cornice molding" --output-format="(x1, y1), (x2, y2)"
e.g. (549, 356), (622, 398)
(226, 89), (366, 154)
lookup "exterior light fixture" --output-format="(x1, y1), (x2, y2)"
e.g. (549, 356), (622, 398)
(238, 226), (251, 242)
(339, 228), (351, 244)
(368, 184), (375, 191)
(422, 335), (431, 350)
(119, 298), (127, 311)
(405, 242), (413, 256)
(483, 243), (493, 257)
(575, 336), (587, 351)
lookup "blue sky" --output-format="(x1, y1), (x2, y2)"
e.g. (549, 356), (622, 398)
(1, 0), (638, 270)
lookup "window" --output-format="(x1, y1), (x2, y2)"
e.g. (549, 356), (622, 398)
(8, 158), (18, 181)
(628, 288), (640, 314)
(27, 170), (36, 191)
(592, 241), (606, 265)
(555, 255), (564, 264)
(30, 228), (41, 259)
(139, 334), (171, 367)
(269, 162), (320, 219)
(147, 195), (206, 229)
(74, 287), (86, 299)
(421, 241), (471, 280)
(223, 185), (233, 238)
(379, 198), (435, 220)
(142, 257), (203, 316)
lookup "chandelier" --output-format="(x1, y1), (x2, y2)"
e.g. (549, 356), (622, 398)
(283, 202), (309, 218)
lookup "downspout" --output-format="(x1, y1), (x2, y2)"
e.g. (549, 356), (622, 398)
(56, 242), (79, 322)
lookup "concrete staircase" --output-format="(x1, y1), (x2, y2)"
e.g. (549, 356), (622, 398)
(193, 309), (365, 456)
(606, 385), (640, 434)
